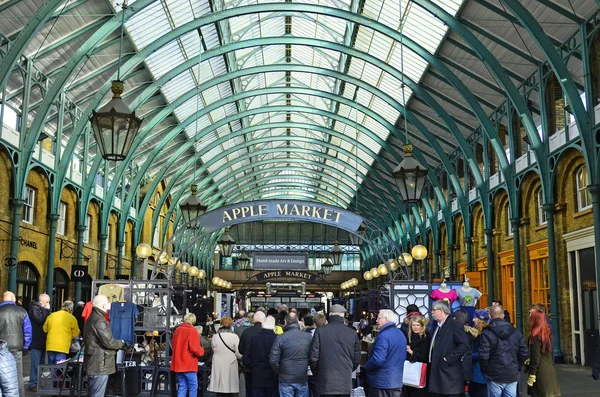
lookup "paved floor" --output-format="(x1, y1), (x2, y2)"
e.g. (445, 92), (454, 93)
(20, 353), (600, 396)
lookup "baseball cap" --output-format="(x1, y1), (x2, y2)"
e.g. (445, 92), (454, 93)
(474, 309), (490, 322)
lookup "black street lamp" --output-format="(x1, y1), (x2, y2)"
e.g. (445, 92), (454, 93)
(218, 227), (235, 257)
(392, 144), (428, 204)
(179, 184), (207, 228)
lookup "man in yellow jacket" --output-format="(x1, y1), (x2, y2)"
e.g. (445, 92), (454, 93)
(43, 300), (80, 364)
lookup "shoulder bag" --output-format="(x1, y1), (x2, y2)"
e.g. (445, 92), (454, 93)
(218, 332), (243, 372)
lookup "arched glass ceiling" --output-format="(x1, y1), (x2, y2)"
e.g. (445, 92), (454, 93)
(115, 0), (464, 206)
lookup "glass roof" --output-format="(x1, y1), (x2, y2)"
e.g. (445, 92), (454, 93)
(116, 0), (465, 206)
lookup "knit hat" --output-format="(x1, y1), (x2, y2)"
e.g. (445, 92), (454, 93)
(474, 309), (490, 322)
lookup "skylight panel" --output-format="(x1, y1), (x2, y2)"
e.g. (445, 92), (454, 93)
(161, 70), (196, 102)
(144, 40), (185, 79)
(125, 1), (169, 50)
(168, 0), (195, 28)
(260, 15), (285, 37)
(174, 94), (202, 121)
(403, 3), (446, 54)
(371, 97), (401, 125)
(433, 0), (463, 17)
(293, 17), (317, 39)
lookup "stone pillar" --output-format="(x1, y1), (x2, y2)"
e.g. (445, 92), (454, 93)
(484, 228), (495, 305)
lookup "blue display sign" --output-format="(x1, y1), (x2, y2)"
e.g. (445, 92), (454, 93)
(197, 200), (364, 232)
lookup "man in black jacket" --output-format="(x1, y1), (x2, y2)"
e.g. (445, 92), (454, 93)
(27, 293), (50, 392)
(270, 312), (312, 397)
(428, 301), (470, 397)
(84, 295), (129, 397)
(308, 304), (361, 397)
(478, 305), (528, 397)
(244, 316), (278, 397)
(240, 310), (266, 397)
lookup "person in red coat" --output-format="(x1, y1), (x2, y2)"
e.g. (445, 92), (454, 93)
(171, 313), (205, 397)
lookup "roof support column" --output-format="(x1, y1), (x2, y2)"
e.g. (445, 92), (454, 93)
(543, 203), (562, 359)
(588, 185), (600, 332)
(485, 228), (495, 306)
(74, 225), (86, 303)
(7, 199), (24, 293)
(510, 217), (523, 333)
(45, 213), (60, 306)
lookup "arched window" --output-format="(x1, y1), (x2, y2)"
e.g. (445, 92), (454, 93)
(506, 205), (513, 236)
(536, 188), (547, 226)
(52, 268), (70, 311)
(576, 165), (592, 211)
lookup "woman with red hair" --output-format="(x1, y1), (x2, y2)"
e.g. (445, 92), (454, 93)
(525, 309), (560, 397)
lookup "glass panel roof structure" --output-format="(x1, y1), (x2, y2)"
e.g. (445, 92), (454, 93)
(113, 0), (465, 206)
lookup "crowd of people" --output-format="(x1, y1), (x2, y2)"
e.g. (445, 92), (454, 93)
(1, 290), (599, 397)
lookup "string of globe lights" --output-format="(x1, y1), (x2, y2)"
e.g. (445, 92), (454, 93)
(212, 276), (233, 290)
(340, 278), (359, 290)
(363, 244), (428, 282)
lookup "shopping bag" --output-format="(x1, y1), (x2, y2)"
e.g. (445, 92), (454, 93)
(351, 375), (366, 397)
(403, 361), (427, 388)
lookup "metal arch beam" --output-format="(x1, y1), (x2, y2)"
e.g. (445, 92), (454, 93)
(12, 0), (156, 198)
(500, 0), (592, 178)
(0, 0), (65, 91)
(530, 0), (584, 24)
(440, 57), (507, 97)
(412, 0), (542, 169)
(51, 4), (493, 206)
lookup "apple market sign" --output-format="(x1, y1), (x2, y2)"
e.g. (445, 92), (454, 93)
(198, 200), (364, 232)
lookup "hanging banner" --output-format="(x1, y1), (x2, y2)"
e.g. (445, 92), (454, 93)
(253, 252), (308, 270)
(197, 200), (364, 232)
(71, 265), (88, 282)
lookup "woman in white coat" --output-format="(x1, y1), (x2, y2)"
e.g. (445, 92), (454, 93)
(208, 316), (243, 395)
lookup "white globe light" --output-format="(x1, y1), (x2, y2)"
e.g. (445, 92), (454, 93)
(136, 243), (152, 259)
(188, 266), (199, 277)
(198, 269), (206, 279)
(412, 245), (428, 260)
(364, 271), (373, 281)
(378, 263), (389, 275)
(180, 263), (189, 273)
(401, 252), (413, 265)
(370, 267), (380, 278)
(388, 259), (399, 271)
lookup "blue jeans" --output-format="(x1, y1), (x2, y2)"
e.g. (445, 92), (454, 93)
(28, 349), (45, 387)
(279, 382), (309, 397)
(177, 371), (198, 397)
(47, 351), (67, 364)
(488, 381), (517, 397)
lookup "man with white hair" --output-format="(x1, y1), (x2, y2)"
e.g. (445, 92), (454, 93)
(309, 304), (361, 397)
(428, 301), (470, 397)
(240, 310), (267, 397)
(84, 295), (130, 397)
(0, 291), (32, 397)
(27, 293), (50, 392)
(364, 309), (407, 397)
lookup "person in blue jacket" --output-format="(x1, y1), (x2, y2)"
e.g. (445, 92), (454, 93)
(365, 309), (407, 397)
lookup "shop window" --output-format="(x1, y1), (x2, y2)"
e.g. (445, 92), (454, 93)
(22, 186), (35, 224)
(536, 188), (547, 225)
(506, 209), (513, 236)
(52, 268), (69, 311)
(528, 241), (550, 311)
(16, 261), (39, 311)
(57, 202), (67, 235)
(83, 214), (91, 243)
(499, 249), (516, 325)
(576, 165), (592, 211)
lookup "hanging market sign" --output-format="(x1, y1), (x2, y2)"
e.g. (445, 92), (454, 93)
(197, 200), (364, 232)
(255, 270), (318, 282)
(253, 252), (308, 270)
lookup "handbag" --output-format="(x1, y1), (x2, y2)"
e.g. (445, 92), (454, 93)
(70, 338), (81, 353)
(403, 361), (427, 388)
(350, 374), (366, 397)
(218, 332), (243, 371)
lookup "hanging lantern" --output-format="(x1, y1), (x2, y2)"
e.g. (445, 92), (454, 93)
(392, 144), (428, 204)
(180, 184), (207, 228)
(90, 80), (142, 161)
(331, 241), (344, 266)
(412, 245), (428, 260)
(218, 227), (235, 257)
(237, 249), (250, 270)
(321, 258), (334, 276)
